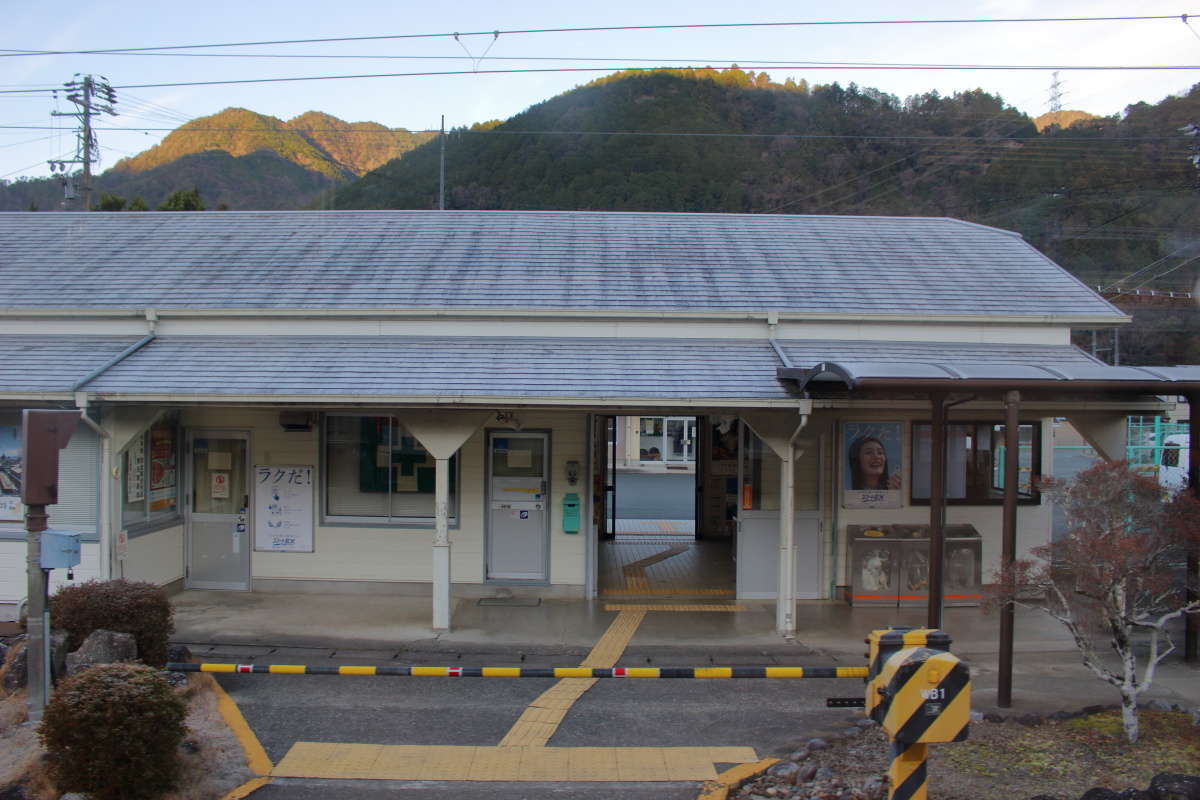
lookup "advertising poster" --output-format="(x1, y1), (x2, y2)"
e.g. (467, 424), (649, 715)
(842, 422), (903, 509)
(0, 426), (21, 521)
(126, 435), (146, 503)
(148, 424), (177, 513)
(254, 465), (314, 553)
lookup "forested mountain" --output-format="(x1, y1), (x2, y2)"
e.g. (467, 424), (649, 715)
(0, 109), (435, 211)
(335, 68), (1199, 363)
(1, 69), (1194, 362)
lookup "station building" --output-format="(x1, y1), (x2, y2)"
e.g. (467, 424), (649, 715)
(0, 210), (1195, 633)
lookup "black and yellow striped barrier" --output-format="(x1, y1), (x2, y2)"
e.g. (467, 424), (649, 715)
(866, 628), (971, 800)
(166, 663), (870, 679)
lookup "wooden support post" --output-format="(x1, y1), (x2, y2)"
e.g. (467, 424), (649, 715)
(998, 390), (1020, 706)
(432, 456), (451, 631)
(928, 393), (947, 630)
(1187, 393), (1198, 663)
(777, 442), (796, 636)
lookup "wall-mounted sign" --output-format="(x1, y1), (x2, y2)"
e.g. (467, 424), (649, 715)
(148, 424), (178, 513)
(254, 465), (314, 553)
(842, 422), (903, 509)
(0, 426), (23, 521)
(126, 435), (146, 503)
(211, 471), (231, 499)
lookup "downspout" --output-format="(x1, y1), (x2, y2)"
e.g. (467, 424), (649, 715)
(73, 394), (113, 580)
(68, 310), (158, 582)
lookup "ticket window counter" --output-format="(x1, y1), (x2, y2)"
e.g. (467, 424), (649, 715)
(735, 426), (823, 600)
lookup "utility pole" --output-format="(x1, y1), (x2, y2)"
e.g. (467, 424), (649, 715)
(49, 75), (117, 211)
(439, 115), (446, 211)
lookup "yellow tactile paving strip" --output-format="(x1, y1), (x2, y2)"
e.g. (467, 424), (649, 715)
(599, 540), (737, 597)
(621, 544), (688, 592)
(605, 603), (747, 612)
(268, 603), (760, 784)
(602, 587), (737, 596)
(273, 743), (759, 782)
(498, 607), (645, 746)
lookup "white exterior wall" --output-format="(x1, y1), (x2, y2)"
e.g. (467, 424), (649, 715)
(174, 407), (589, 590)
(0, 541), (102, 620)
(121, 524), (184, 589)
(0, 314), (1074, 346)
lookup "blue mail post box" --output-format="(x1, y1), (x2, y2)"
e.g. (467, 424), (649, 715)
(39, 530), (81, 570)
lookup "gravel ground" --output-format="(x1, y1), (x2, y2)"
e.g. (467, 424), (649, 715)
(733, 709), (1200, 800)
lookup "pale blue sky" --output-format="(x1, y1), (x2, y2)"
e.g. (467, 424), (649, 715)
(2, 0), (1198, 181)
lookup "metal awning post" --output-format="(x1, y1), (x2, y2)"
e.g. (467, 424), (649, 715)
(1187, 392), (1199, 663)
(998, 390), (1020, 707)
(928, 392), (948, 629)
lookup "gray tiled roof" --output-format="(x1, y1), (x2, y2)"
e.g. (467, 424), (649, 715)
(0, 210), (1122, 318)
(0, 335), (142, 393)
(82, 336), (795, 399)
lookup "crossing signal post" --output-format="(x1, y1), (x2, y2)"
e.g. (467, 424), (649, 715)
(866, 628), (970, 800)
(22, 409), (82, 718)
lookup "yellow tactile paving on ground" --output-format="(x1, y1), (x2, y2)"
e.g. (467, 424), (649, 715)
(498, 607), (645, 746)
(267, 602), (764, 787)
(272, 744), (759, 782)
(601, 587), (737, 596)
(604, 603), (747, 612)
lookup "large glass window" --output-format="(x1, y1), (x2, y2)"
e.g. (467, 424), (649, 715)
(122, 419), (181, 532)
(911, 422), (1040, 505)
(324, 415), (457, 524)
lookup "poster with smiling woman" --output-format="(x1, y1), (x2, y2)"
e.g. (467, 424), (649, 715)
(842, 422), (903, 509)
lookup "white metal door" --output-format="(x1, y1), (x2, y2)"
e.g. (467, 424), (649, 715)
(665, 417), (696, 463)
(186, 431), (251, 590)
(487, 432), (549, 581)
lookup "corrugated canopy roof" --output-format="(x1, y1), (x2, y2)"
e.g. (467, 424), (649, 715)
(0, 210), (1123, 319)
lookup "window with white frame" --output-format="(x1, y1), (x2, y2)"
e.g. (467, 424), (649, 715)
(324, 415), (457, 524)
(122, 418), (182, 533)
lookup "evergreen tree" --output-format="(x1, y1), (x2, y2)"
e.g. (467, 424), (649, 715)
(157, 187), (205, 211)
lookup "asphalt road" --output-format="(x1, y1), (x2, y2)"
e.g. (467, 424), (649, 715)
(613, 472), (696, 519)
(213, 643), (863, 799)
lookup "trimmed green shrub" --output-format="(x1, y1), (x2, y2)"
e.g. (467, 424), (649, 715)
(50, 579), (175, 667)
(39, 662), (187, 800)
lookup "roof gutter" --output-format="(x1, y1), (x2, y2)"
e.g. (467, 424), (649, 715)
(0, 307), (1132, 326)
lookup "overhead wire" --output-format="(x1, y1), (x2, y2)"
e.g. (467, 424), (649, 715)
(0, 13), (1192, 57)
(1, 61), (1198, 95)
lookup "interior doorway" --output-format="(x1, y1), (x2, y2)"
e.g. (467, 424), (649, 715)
(594, 415), (738, 598)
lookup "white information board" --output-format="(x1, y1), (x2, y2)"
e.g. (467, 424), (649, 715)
(253, 465), (314, 553)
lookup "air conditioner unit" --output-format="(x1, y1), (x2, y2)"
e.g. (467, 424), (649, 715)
(278, 411), (316, 432)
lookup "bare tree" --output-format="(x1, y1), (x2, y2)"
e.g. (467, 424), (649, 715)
(993, 461), (1200, 743)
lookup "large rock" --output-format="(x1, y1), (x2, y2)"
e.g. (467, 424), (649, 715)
(65, 629), (137, 676)
(1148, 774), (1200, 800)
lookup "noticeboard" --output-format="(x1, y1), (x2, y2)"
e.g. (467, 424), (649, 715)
(253, 465), (314, 553)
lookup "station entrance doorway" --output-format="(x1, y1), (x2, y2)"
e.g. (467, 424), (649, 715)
(593, 415), (739, 598)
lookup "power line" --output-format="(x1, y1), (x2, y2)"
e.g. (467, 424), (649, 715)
(0, 123), (1193, 144)
(0, 14), (1192, 57)
(1, 61), (1198, 95)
